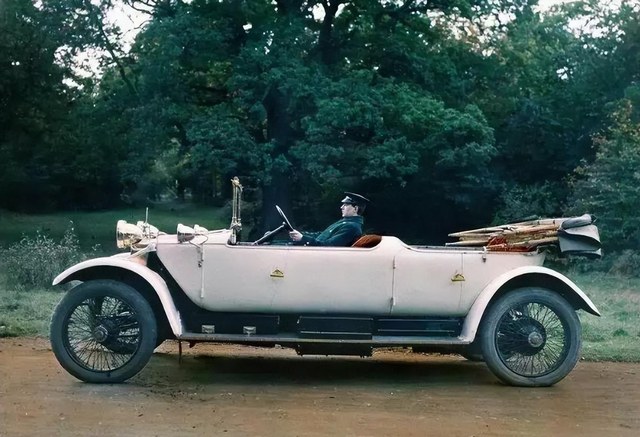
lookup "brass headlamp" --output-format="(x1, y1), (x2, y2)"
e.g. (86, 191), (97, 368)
(116, 219), (161, 250)
(177, 224), (209, 243)
(116, 220), (144, 249)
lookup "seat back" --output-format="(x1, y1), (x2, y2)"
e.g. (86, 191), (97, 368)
(351, 235), (382, 248)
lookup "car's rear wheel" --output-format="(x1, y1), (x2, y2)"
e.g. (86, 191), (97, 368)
(50, 280), (157, 383)
(479, 287), (581, 387)
(460, 343), (484, 362)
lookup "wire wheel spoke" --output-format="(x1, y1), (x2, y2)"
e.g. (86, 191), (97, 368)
(63, 296), (142, 372)
(495, 302), (569, 377)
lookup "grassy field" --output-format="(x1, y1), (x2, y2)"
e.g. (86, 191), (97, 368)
(573, 273), (640, 361)
(0, 286), (64, 338)
(0, 204), (229, 251)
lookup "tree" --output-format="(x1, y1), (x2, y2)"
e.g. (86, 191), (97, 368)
(220, 0), (500, 236)
(0, 0), (142, 210)
(0, 0), (74, 209)
(11, 0), (640, 248)
(81, 0), (500, 240)
(569, 94), (640, 251)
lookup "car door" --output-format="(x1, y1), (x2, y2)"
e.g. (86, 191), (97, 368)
(272, 242), (396, 315)
(391, 246), (463, 316)
(200, 243), (290, 312)
(202, 238), (398, 314)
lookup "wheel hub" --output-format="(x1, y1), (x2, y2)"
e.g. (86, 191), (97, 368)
(501, 316), (547, 356)
(91, 318), (121, 344)
(528, 331), (544, 348)
(92, 325), (109, 342)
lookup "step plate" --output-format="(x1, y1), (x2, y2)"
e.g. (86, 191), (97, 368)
(298, 316), (373, 340)
(178, 332), (469, 346)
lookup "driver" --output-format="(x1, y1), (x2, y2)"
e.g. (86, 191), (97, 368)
(289, 192), (369, 246)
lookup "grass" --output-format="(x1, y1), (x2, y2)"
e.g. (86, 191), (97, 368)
(0, 204), (229, 252)
(0, 267), (64, 337)
(0, 287), (65, 338)
(573, 273), (640, 361)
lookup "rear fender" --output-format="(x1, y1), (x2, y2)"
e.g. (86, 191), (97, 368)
(53, 257), (183, 337)
(459, 266), (600, 343)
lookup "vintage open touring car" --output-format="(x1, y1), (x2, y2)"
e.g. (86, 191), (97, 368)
(50, 178), (602, 386)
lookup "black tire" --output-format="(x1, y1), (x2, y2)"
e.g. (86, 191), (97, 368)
(479, 287), (581, 387)
(154, 322), (174, 349)
(460, 343), (484, 362)
(50, 280), (157, 383)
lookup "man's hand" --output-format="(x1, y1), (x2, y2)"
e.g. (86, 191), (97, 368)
(289, 230), (303, 242)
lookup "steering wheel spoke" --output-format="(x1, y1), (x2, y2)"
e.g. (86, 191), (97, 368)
(275, 205), (294, 231)
(252, 206), (296, 245)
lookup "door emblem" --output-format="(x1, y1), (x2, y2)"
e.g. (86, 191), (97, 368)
(270, 268), (284, 278)
(451, 272), (465, 282)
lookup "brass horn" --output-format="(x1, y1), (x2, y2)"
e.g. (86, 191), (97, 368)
(116, 220), (144, 249)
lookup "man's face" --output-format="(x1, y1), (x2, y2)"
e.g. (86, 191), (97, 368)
(341, 203), (358, 217)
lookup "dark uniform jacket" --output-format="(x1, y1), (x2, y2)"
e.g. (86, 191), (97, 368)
(299, 216), (364, 247)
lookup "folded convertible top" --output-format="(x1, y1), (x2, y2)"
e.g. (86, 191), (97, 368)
(447, 214), (602, 258)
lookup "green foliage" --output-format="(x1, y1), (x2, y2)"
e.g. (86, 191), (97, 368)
(187, 106), (273, 195)
(0, 0), (136, 210)
(0, 0), (72, 209)
(294, 78), (496, 192)
(0, 223), (93, 289)
(609, 250), (640, 277)
(569, 99), (640, 252)
(493, 182), (561, 224)
(3, 0), (640, 247)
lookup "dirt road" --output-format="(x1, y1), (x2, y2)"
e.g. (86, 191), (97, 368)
(1, 338), (639, 437)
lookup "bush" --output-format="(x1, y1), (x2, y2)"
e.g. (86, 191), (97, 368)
(552, 249), (640, 278)
(0, 222), (95, 290)
(609, 250), (640, 277)
(492, 182), (562, 224)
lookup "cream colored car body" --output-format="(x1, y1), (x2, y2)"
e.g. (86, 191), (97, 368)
(54, 228), (600, 344)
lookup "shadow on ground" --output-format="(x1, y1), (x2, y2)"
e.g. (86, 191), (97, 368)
(134, 345), (494, 390)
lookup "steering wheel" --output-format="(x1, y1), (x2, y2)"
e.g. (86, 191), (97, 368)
(276, 205), (294, 231)
(252, 205), (295, 245)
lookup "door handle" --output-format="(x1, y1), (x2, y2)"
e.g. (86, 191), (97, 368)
(451, 273), (465, 282)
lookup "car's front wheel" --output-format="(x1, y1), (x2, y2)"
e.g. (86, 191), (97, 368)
(50, 280), (157, 383)
(479, 287), (581, 387)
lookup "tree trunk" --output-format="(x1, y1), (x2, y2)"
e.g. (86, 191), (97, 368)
(257, 86), (293, 236)
(319, 1), (341, 65)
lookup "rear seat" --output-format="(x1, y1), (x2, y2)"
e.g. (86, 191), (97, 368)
(351, 235), (382, 248)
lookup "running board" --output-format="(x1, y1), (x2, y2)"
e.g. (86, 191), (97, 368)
(177, 332), (470, 346)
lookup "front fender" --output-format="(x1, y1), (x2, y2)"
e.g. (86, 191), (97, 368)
(54, 257), (183, 337)
(459, 266), (600, 343)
